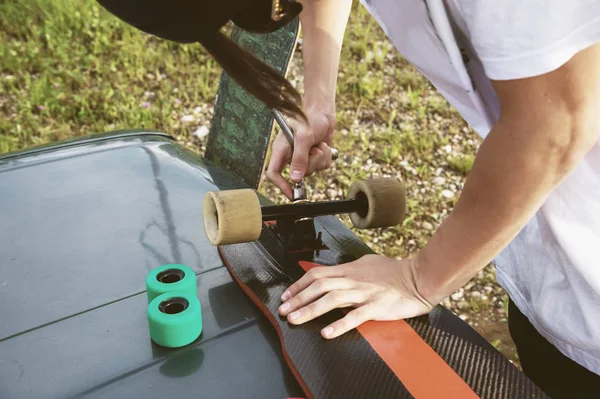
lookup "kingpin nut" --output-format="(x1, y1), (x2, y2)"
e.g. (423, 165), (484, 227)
(331, 148), (339, 161)
(293, 182), (307, 202)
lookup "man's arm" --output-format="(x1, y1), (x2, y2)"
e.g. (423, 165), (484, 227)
(266, 0), (352, 197)
(274, 39), (600, 341)
(416, 42), (600, 304)
(297, 0), (352, 114)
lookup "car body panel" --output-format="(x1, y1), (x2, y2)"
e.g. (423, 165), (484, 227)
(0, 132), (303, 398)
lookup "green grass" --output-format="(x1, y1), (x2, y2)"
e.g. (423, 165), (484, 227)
(0, 0), (220, 153)
(448, 154), (475, 176)
(1, 0), (519, 364)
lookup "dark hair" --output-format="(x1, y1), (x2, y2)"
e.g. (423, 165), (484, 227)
(202, 30), (306, 123)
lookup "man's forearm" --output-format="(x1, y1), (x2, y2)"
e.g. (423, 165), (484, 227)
(414, 45), (600, 303)
(417, 111), (597, 303)
(298, 0), (352, 113)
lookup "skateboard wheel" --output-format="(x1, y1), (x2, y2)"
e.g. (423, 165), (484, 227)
(347, 177), (406, 229)
(203, 189), (262, 245)
(146, 264), (197, 303)
(147, 292), (202, 348)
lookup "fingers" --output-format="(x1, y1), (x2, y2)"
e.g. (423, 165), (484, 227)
(266, 109), (336, 196)
(278, 277), (356, 316)
(280, 265), (343, 302)
(265, 134), (294, 200)
(289, 124), (314, 182)
(285, 290), (366, 326)
(306, 142), (333, 176)
(266, 167), (293, 200)
(321, 303), (377, 339)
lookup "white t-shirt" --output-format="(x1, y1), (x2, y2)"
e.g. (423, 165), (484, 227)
(360, 0), (600, 374)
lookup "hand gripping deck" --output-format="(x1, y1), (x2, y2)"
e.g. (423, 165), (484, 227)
(218, 216), (548, 399)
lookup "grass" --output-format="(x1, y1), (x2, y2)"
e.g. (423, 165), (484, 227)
(0, 0), (220, 153)
(0, 0), (518, 365)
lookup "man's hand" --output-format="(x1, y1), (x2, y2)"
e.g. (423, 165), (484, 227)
(278, 254), (434, 339)
(266, 109), (336, 199)
(264, 0), (352, 199)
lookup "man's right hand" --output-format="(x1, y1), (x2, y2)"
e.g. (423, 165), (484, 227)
(266, 109), (336, 200)
(266, 0), (351, 199)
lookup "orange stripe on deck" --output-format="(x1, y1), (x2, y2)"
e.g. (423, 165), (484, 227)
(299, 261), (479, 399)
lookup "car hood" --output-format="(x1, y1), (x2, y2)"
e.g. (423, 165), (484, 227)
(0, 131), (303, 398)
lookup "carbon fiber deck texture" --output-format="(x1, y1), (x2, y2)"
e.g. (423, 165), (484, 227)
(406, 313), (539, 398)
(220, 239), (413, 399)
(219, 217), (548, 399)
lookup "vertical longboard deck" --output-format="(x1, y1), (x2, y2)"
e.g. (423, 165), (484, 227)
(218, 216), (548, 399)
(204, 18), (300, 190)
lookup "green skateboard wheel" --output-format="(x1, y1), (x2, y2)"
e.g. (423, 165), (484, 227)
(146, 264), (196, 303)
(147, 292), (202, 348)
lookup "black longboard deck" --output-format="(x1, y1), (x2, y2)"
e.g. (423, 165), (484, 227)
(219, 215), (548, 399)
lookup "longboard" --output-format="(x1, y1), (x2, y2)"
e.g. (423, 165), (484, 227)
(218, 215), (548, 399)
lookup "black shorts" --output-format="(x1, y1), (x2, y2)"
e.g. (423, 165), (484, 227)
(508, 298), (600, 398)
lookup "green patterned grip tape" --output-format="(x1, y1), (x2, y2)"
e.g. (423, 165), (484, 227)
(204, 18), (300, 189)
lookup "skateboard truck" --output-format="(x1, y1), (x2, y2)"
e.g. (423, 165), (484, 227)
(263, 194), (370, 250)
(202, 113), (406, 248)
(203, 176), (406, 247)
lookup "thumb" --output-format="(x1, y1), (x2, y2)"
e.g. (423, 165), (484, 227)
(289, 126), (313, 182)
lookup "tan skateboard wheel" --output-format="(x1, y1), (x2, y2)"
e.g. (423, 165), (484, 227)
(347, 178), (406, 229)
(203, 189), (262, 245)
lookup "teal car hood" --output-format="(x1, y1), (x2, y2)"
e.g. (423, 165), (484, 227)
(0, 131), (303, 399)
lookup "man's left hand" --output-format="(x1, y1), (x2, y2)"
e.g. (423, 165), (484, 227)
(277, 254), (434, 339)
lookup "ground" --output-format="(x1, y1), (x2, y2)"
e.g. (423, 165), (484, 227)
(0, 0), (519, 367)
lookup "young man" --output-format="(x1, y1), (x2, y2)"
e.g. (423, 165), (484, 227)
(269, 2), (600, 397)
(98, 1), (600, 396)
